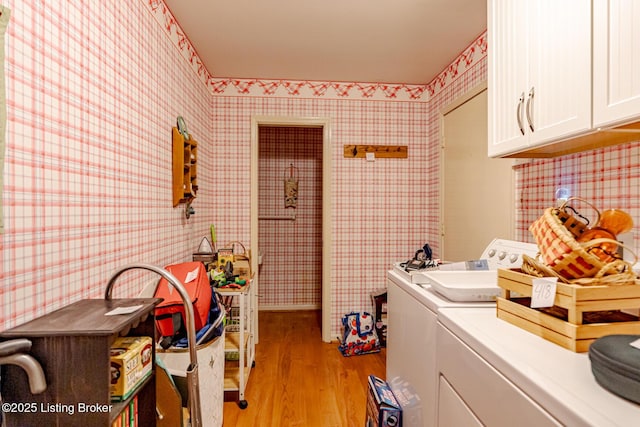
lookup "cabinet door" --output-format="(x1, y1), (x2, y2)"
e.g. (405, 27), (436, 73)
(593, 0), (640, 128)
(489, 0), (592, 157)
(436, 323), (563, 426)
(438, 376), (483, 427)
(527, 0), (591, 145)
(488, 0), (530, 157)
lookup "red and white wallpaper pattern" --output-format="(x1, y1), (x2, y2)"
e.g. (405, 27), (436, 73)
(514, 144), (640, 244)
(0, 1), (215, 329)
(2, 0), (639, 338)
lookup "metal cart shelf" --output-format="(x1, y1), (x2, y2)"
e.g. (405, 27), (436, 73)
(219, 281), (255, 409)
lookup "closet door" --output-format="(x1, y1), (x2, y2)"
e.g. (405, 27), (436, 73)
(442, 88), (513, 261)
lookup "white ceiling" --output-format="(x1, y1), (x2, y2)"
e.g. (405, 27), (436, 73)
(163, 0), (487, 85)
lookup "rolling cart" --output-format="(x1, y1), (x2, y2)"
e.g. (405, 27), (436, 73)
(219, 281), (255, 409)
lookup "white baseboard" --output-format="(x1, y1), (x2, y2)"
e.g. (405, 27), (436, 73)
(259, 304), (320, 311)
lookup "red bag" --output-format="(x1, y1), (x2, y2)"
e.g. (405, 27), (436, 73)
(154, 262), (212, 347)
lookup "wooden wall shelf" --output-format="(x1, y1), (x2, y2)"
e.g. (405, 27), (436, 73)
(172, 127), (198, 207)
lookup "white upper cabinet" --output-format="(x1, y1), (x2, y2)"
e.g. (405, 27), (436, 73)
(488, 0), (592, 158)
(593, 0), (640, 128)
(487, 0), (529, 157)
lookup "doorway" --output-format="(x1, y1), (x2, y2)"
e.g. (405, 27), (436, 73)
(440, 85), (514, 260)
(250, 116), (333, 343)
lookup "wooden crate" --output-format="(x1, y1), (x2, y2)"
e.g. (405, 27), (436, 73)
(496, 268), (640, 352)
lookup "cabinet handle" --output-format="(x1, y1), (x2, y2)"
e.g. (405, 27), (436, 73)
(516, 92), (525, 135)
(526, 87), (535, 132)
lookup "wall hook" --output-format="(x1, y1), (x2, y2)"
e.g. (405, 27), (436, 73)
(185, 200), (195, 219)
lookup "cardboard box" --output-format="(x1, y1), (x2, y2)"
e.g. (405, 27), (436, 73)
(366, 375), (402, 427)
(233, 256), (251, 281)
(216, 248), (233, 269)
(110, 336), (153, 401)
(389, 378), (422, 427)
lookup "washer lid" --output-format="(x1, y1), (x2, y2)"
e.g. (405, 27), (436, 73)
(422, 270), (499, 302)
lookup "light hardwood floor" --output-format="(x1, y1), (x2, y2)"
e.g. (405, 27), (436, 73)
(222, 310), (387, 427)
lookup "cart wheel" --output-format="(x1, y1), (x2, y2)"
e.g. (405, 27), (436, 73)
(238, 400), (248, 409)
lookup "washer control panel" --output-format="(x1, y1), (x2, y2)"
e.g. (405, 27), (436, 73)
(480, 239), (539, 270)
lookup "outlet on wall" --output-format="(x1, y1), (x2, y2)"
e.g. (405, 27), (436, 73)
(617, 231), (635, 264)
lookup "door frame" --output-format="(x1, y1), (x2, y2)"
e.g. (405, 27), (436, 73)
(250, 115), (333, 342)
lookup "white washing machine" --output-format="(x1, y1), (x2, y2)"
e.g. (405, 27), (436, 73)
(386, 239), (539, 427)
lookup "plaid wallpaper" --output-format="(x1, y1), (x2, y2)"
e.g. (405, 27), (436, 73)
(0, 1), (215, 329)
(3, 1), (638, 337)
(212, 96), (432, 332)
(514, 143), (640, 244)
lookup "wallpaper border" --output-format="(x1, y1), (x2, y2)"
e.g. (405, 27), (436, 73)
(145, 0), (487, 102)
